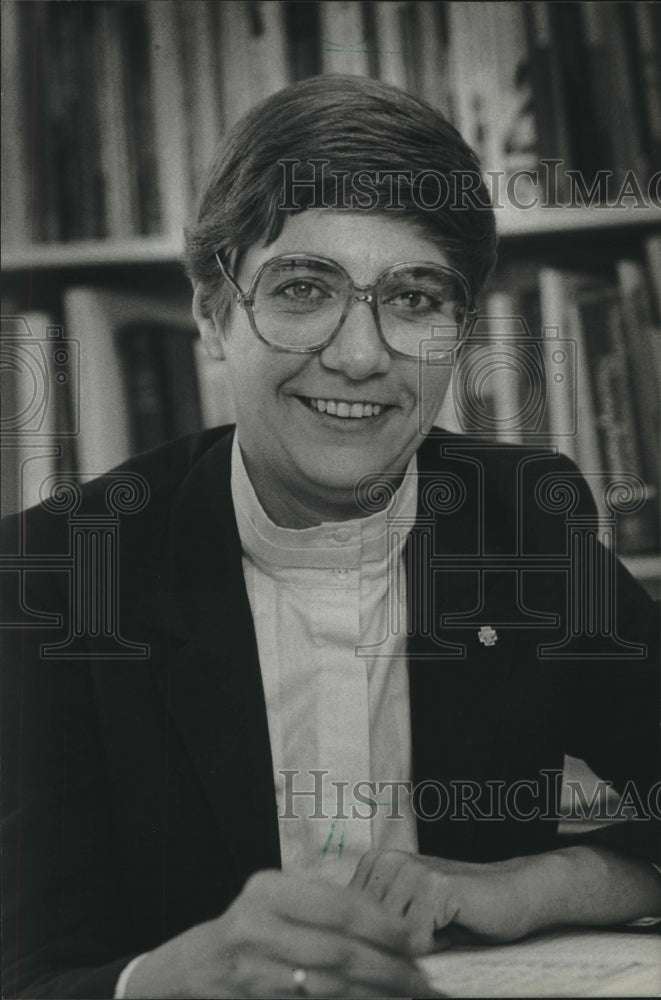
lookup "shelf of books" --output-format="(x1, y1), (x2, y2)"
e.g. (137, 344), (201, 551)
(2, 0), (660, 595)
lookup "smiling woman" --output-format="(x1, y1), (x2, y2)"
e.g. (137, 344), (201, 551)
(194, 210), (463, 526)
(2, 74), (659, 1000)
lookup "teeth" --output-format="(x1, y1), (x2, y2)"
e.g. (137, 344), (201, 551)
(308, 398), (384, 419)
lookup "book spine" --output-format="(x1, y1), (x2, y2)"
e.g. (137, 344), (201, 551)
(538, 268), (578, 461)
(562, 283), (603, 482)
(577, 3), (616, 179)
(284, 1), (321, 82)
(523, 2), (572, 201)
(122, 2), (161, 236)
(643, 235), (661, 318)
(1, 2), (31, 249)
(77, 4), (105, 239)
(118, 324), (170, 455)
(373, 1), (408, 91)
(319, 1), (369, 76)
(447, 3), (485, 164)
(178, 0), (224, 211)
(599, 2), (649, 186)
(216, 0), (290, 130)
(615, 259), (661, 487)
(414, 1), (450, 115)
(145, 0), (191, 238)
(578, 287), (657, 553)
(483, 289), (524, 444)
(63, 288), (132, 478)
(0, 313), (60, 513)
(630, 2), (661, 173)
(550, 2), (602, 183)
(32, 2), (64, 241)
(96, 4), (135, 237)
(490, 1), (538, 182)
(160, 327), (203, 441)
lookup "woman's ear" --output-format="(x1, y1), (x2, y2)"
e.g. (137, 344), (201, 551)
(192, 284), (225, 361)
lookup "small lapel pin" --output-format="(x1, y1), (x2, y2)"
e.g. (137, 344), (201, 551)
(478, 625), (498, 647)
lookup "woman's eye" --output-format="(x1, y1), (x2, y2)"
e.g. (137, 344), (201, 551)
(387, 289), (439, 311)
(280, 281), (327, 300)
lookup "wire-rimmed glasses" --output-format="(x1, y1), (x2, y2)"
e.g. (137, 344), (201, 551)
(215, 252), (477, 359)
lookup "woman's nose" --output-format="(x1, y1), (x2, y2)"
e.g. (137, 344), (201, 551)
(318, 297), (391, 380)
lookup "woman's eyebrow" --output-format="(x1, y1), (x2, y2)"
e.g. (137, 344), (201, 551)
(274, 257), (339, 274)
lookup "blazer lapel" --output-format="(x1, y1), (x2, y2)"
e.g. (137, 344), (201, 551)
(407, 435), (520, 858)
(147, 430), (281, 882)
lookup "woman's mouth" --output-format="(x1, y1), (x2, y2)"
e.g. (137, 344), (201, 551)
(300, 396), (388, 419)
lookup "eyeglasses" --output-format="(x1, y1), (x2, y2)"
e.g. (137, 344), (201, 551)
(215, 252), (477, 359)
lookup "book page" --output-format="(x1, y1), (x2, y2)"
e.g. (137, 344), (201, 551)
(418, 930), (661, 998)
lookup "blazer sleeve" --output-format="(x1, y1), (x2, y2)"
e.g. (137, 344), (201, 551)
(1, 510), (141, 999)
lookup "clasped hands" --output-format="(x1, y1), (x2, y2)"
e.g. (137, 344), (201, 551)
(126, 849), (557, 998)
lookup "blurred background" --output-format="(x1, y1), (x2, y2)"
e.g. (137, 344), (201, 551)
(1, 0), (660, 595)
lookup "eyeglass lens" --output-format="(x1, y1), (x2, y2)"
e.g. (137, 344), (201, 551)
(251, 258), (468, 355)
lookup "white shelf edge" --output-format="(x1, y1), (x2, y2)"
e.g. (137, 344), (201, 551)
(496, 203), (661, 237)
(3, 206), (661, 271)
(2, 236), (185, 271)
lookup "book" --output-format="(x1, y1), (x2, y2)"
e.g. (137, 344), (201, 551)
(1, 2), (31, 249)
(631, 2), (661, 173)
(550, 2), (603, 184)
(480, 289), (526, 445)
(523, 2), (572, 203)
(145, 0), (191, 238)
(0, 313), (63, 515)
(414, 1), (450, 115)
(177, 0), (224, 210)
(488, 1), (538, 184)
(319, 1), (370, 76)
(537, 268), (579, 463)
(573, 275), (658, 553)
(215, 0), (290, 130)
(447, 3), (487, 167)
(62, 287), (197, 479)
(615, 259), (661, 490)
(285, 1), (322, 82)
(599, 2), (649, 187)
(96, 3), (135, 238)
(578, 2), (616, 181)
(122, 1), (161, 236)
(118, 322), (202, 454)
(644, 234), (661, 317)
(372, 2), (409, 92)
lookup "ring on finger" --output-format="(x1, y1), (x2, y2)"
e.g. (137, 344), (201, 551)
(292, 967), (309, 997)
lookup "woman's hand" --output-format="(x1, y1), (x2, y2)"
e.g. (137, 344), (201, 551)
(124, 868), (439, 998)
(350, 847), (661, 956)
(350, 850), (544, 954)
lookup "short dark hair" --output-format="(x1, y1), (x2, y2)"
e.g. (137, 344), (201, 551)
(184, 75), (497, 323)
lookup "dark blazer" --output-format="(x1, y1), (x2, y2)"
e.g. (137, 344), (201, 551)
(2, 426), (658, 998)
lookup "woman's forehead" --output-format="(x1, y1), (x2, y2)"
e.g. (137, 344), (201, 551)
(238, 210), (451, 285)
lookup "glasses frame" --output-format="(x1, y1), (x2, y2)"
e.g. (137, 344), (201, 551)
(214, 251), (478, 359)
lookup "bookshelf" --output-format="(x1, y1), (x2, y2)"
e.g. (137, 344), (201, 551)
(2, 0), (660, 596)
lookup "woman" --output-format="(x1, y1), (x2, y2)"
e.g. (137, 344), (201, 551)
(2, 75), (659, 1000)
